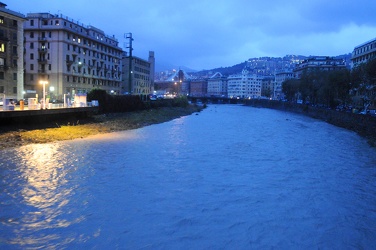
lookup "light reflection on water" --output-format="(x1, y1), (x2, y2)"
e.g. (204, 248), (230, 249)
(1, 105), (376, 249)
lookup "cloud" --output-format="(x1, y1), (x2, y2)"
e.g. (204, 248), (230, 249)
(12, 0), (376, 70)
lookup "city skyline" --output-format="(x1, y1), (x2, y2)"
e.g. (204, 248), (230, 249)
(12, 0), (376, 71)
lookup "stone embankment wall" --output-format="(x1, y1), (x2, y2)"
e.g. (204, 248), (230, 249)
(244, 99), (376, 146)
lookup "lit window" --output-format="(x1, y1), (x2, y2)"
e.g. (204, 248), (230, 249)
(0, 43), (4, 52)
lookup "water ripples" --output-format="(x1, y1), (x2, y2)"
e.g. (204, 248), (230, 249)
(1, 105), (376, 249)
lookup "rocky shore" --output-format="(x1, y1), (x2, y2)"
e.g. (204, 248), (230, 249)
(0, 105), (203, 150)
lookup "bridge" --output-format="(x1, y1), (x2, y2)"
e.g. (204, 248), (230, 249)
(187, 96), (243, 104)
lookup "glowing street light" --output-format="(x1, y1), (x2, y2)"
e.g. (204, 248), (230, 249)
(39, 80), (48, 109)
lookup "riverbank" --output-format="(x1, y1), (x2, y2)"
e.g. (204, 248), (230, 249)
(244, 99), (376, 147)
(0, 105), (203, 150)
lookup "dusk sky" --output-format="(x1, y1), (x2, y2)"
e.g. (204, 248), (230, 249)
(12, 0), (376, 71)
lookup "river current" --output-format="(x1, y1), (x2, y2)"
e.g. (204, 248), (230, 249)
(1, 105), (376, 249)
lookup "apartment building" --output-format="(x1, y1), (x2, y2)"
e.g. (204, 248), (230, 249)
(189, 79), (207, 97)
(23, 13), (123, 101)
(274, 71), (293, 100)
(261, 76), (274, 98)
(0, 3), (26, 100)
(293, 56), (346, 79)
(351, 37), (376, 68)
(122, 51), (155, 96)
(207, 72), (227, 97)
(227, 67), (262, 98)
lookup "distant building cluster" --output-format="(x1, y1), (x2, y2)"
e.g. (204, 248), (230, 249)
(155, 40), (375, 100)
(155, 55), (351, 100)
(0, 3), (155, 101)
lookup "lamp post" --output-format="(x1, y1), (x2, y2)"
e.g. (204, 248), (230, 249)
(39, 80), (48, 109)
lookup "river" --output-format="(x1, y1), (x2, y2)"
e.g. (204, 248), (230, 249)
(1, 105), (376, 249)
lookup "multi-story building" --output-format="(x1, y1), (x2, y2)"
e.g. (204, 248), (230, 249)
(293, 56), (346, 79)
(207, 72), (227, 97)
(351, 37), (376, 68)
(23, 13), (123, 101)
(122, 51), (155, 97)
(189, 79), (207, 97)
(227, 67), (262, 98)
(274, 71), (294, 100)
(0, 3), (26, 100)
(261, 76), (274, 98)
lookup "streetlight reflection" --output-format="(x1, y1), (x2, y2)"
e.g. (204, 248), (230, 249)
(39, 80), (48, 109)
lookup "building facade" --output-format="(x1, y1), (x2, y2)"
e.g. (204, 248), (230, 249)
(274, 71), (294, 100)
(207, 72), (227, 97)
(23, 13), (123, 101)
(351, 37), (376, 68)
(189, 79), (207, 97)
(227, 67), (262, 98)
(122, 51), (155, 97)
(261, 76), (274, 98)
(293, 56), (346, 79)
(0, 3), (26, 100)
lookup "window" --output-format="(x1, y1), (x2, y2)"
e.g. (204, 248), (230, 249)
(30, 20), (34, 26)
(0, 58), (4, 65)
(0, 43), (4, 52)
(49, 32), (51, 38)
(48, 64), (51, 70)
(30, 64), (34, 70)
(30, 42), (34, 49)
(30, 32), (34, 38)
(13, 20), (17, 27)
(0, 86), (4, 92)
(0, 72), (4, 79)
(12, 59), (16, 67)
(13, 32), (17, 41)
(0, 16), (4, 24)
(12, 46), (17, 55)
(30, 53), (34, 60)
(13, 73), (17, 81)
(13, 87), (17, 94)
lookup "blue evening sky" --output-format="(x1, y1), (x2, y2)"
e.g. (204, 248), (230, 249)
(12, 0), (376, 71)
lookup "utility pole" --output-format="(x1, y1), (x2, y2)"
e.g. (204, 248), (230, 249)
(125, 33), (133, 94)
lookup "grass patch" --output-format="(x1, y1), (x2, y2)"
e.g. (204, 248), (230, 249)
(0, 105), (203, 150)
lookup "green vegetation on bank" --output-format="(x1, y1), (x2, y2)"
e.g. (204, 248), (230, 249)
(282, 57), (376, 109)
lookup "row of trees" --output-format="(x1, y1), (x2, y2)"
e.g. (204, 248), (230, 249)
(87, 89), (189, 114)
(282, 58), (376, 109)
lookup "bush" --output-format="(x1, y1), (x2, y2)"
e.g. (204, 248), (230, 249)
(87, 89), (145, 113)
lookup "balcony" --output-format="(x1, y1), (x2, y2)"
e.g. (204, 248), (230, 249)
(38, 48), (48, 53)
(38, 58), (48, 64)
(66, 59), (74, 65)
(0, 64), (9, 70)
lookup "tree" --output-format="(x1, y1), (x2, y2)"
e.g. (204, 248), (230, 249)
(282, 79), (300, 101)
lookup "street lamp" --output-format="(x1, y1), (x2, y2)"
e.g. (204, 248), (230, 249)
(39, 80), (48, 109)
